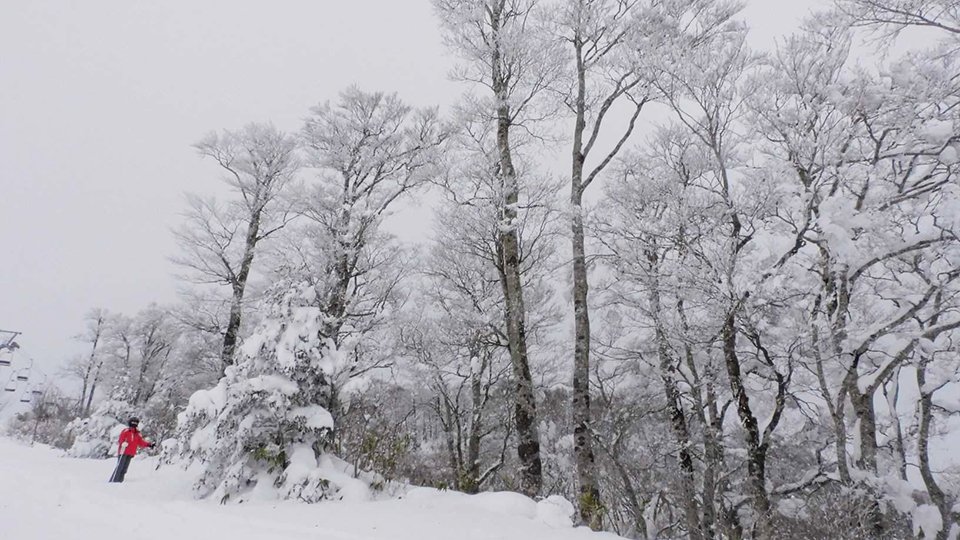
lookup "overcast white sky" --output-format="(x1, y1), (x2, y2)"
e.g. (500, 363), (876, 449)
(0, 1), (826, 380)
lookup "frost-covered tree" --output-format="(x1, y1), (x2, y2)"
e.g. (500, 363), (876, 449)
(600, 123), (771, 539)
(175, 283), (341, 502)
(399, 309), (512, 494)
(433, 0), (564, 497)
(106, 306), (180, 407)
(174, 88), (447, 503)
(69, 308), (107, 416)
(551, 0), (750, 527)
(173, 123), (300, 374)
(743, 10), (960, 536)
(590, 4), (960, 537)
(551, 0), (650, 525)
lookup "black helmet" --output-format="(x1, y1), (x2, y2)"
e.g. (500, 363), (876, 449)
(128, 417), (140, 427)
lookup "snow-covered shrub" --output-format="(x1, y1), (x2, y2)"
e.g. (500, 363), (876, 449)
(175, 283), (352, 503)
(140, 387), (189, 443)
(65, 399), (131, 458)
(5, 387), (77, 449)
(65, 398), (181, 459)
(334, 382), (419, 486)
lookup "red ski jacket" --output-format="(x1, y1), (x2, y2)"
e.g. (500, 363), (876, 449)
(117, 427), (151, 456)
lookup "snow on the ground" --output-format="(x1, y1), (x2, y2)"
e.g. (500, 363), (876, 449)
(0, 437), (622, 540)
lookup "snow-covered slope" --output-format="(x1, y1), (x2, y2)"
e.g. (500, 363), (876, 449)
(0, 438), (621, 540)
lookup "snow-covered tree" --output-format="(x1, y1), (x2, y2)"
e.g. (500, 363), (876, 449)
(550, 0), (651, 525)
(588, 4), (960, 537)
(68, 308), (107, 417)
(174, 87), (447, 502)
(173, 123), (300, 374)
(744, 10), (960, 536)
(433, 0), (565, 498)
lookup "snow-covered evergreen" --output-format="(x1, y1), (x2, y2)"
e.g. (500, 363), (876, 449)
(174, 282), (342, 502)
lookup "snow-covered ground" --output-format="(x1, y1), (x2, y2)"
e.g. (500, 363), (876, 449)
(0, 437), (621, 540)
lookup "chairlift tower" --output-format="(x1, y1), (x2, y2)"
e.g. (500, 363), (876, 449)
(0, 329), (21, 367)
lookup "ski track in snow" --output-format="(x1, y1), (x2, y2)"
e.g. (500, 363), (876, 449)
(0, 438), (621, 540)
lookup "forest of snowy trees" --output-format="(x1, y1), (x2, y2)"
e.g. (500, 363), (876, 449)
(7, 0), (960, 538)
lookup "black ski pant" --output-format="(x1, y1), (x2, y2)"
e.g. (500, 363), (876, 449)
(109, 455), (133, 483)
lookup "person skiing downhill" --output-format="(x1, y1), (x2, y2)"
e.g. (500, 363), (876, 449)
(108, 417), (153, 483)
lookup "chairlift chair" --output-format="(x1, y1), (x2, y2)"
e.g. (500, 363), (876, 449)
(32, 389), (42, 396)
(0, 330), (21, 352)
(16, 374), (28, 381)
(4, 385), (14, 392)
(0, 358), (10, 366)
(19, 392), (30, 404)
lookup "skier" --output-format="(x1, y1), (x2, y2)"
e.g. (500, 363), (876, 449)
(108, 417), (153, 483)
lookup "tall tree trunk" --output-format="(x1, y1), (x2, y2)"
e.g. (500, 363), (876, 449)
(701, 380), (723, 540)
(563, 9), (645, 521)
(465, 347), (485, 494)
(814, 258), (854, 484)
(711, 146), (772, 535)
(84, 375), (98, 417)
(77, 374), (92, 415)
(813, 320), (852, 484)
(496, 146), (543, 497)
(220, 296), (244, 372)
(440, 396), (461, 491)
(220, 209), (262, 373)
(648, 251), (702, 539)
(78, 368), (91, 416)
(721, 309), (772, 538)
(571, 55), (600, 523)
(849, 381), (879, 474)
(678, 298), (722, 540)
(486, 0), (542, 497)
(883, 377), (908, 480)
(917, 356), (960, 540)
(83, 357), (104, 417)
(845, 365), (885, 537)
(78, 314), (104, 414)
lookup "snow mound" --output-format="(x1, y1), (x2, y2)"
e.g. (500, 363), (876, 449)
(537, 495), (579, 528)
(401, 488), (581, 530)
